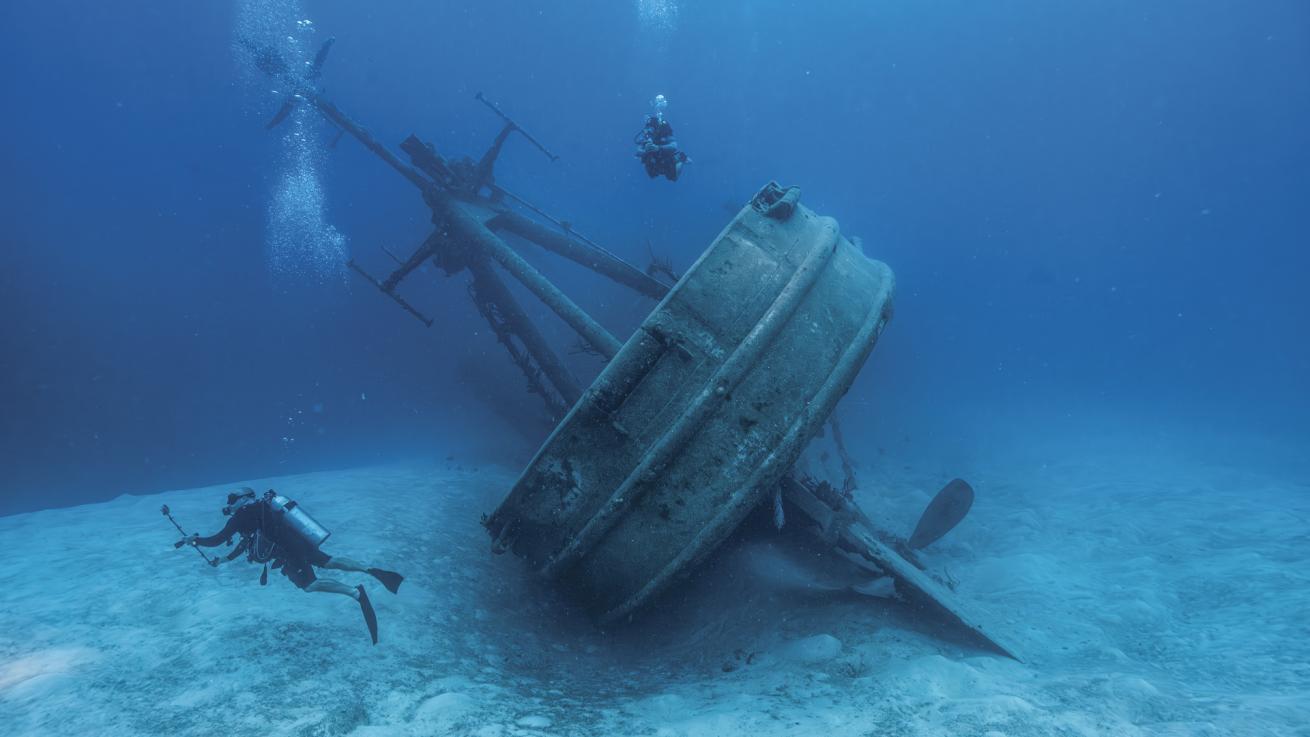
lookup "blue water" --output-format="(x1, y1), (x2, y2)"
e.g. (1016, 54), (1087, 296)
(1, 0), (1306, 516)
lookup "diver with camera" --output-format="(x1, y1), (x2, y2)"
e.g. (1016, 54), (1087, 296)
(172, 488), (403, 645)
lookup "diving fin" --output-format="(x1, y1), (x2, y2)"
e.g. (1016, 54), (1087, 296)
(367, 568), (404, 594)
(908, 478), (975, 550)
(357, 585), (378, 645)
(259, 564), (268, 586)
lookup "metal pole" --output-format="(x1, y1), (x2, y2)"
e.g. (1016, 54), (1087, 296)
(465, 256), (583, 408)
(474, 91), (559, 162)
(306, 87), (667, 304)
(491, 185), (669, 291)
(162, 505), (220, 567)
(309, 97), (434, 193)
(442, 202), (622, 360)
(488, 210), (670, 300)
(287, 84), (591, 409)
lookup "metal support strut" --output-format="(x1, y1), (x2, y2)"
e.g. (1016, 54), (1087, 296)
(250, 40), (661, 414)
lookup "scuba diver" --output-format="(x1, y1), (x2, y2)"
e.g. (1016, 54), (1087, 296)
(178, 488), (404, 645)
(634, 94), (690, 181)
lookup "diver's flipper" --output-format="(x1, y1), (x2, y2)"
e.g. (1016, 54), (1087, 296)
(357, 585), (378, 645)
(908, 478), (975, 550)
(265, 98), (297, 129)
(368, 568), (404, 594)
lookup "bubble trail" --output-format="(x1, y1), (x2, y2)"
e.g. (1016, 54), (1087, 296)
(235, 0), (348, 282)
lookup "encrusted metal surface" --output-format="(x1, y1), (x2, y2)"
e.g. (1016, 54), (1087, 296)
(486, 183), (895, 621)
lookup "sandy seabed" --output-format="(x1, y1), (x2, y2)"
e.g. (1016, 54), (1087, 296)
(1, 433), (1306, 737)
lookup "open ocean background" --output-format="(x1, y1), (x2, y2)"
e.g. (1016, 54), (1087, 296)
(3, 0), (1305, 515)
(2, 3), (1310, 736)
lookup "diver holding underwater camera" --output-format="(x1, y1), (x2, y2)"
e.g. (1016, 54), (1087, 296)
(167, 488), (404, 645)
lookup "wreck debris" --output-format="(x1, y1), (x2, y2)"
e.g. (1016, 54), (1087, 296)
(645, 239), (683, 284)
(248, 40), (664, 413)
(475, 91), (560, 162)
(828, 413), (858, 497)
(782, 475), (1018, 660)
(466, 273), (571, 418)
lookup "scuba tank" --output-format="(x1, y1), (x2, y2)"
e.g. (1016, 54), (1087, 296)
(227, 490), (333, 583)
(264, 492), (332, 549)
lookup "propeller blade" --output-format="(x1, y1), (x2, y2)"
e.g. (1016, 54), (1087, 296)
(310, 37), (336, 77)
(908, 478), (975, 550)
(265, 98), (297, 129)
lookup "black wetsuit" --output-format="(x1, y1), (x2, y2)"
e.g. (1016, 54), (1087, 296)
(195, 500), (329, 589)
(636, 115), (687, 181)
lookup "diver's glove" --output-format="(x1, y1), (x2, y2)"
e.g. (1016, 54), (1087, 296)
(175, 534), (200, 548)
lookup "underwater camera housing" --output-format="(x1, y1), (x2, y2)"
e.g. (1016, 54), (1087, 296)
(265, 492), (332, 548)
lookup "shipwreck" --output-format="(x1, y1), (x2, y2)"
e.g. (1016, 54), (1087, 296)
(247, 36), (1017, 661)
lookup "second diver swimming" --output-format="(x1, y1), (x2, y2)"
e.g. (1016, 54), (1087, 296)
(635, 94), (690, 182)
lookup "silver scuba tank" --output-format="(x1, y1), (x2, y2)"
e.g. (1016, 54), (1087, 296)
(266, 493), (331, 548)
